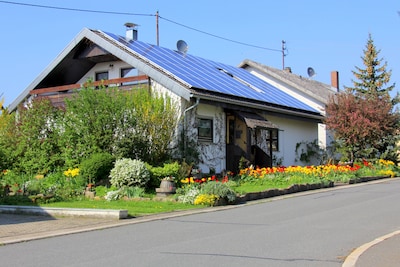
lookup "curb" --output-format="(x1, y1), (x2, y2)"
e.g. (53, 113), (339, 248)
(0, 205), (128, 219)
(342, 230), (400, 267)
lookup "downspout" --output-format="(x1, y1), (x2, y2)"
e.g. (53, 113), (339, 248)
(183, 97), (200, 159)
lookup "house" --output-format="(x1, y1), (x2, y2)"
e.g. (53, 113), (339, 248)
(238, 60), (338, 163)
(9, 26), (334, 174)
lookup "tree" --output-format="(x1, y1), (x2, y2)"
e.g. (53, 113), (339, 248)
(61, 84), (138, 166)
(129, 89), (178, 164)
(61, 84), (178, 166)
(5, 98), (63, 173)
(0, 98), (15, 170)
(325, 93), (398, 162)
(325, 34), (399, 162)
(345, 33), (398, 104)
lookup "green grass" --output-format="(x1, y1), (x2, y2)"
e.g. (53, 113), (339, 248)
(39, 198), (203, 217)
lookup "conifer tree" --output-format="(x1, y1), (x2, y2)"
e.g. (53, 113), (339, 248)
(325, 34), (399, 162)
(345, 33), (398, 104)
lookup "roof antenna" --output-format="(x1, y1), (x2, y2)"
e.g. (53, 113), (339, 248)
(177, 40), (189, 55)
(307, 67), (316, 79)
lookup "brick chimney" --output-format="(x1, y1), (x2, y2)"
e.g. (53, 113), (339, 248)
(331, 71), (339, 92)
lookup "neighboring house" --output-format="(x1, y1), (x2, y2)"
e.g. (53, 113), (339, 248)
(238, 60), (338, 162)
(9, 26), (331, 174)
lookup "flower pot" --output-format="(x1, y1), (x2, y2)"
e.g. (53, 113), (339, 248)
(156, 180), (176, 197)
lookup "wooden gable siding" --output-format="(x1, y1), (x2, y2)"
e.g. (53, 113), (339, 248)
(32, 75), (150, 108)
(29, 75), (149, 95)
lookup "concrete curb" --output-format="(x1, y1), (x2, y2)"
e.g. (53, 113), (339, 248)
(0, 205), (128, 219)
(342, 229), (400, 267)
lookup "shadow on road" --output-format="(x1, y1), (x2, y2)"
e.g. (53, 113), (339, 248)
(0, 195), (56, 225)
(0, 213), (55, 226)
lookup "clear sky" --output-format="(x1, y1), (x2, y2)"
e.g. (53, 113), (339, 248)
(0, 0), (399, 107)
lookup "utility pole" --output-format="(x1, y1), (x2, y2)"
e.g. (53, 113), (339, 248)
(282, 40), (287, 70)
(156, 11), (159, 46)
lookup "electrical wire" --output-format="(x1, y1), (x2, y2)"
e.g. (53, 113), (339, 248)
(0, 0), (153, 16)
(0, 0), (281, 53)
(159, 16), (281, 52)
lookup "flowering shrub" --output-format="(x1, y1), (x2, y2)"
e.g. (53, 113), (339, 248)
(200, 181), (237, 203)
(63, 168), (80, 178)
(109, 158), (150, 188)
(176, 185), (200, 204)
(194, 194), (217, 206)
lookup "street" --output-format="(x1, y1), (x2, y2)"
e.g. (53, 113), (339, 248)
(1, 179), (399, 267)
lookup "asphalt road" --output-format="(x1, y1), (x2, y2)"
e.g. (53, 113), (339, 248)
(0, 179), (399, 267)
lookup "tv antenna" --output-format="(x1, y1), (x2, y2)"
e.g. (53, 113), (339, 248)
(177, 40), (189, 54)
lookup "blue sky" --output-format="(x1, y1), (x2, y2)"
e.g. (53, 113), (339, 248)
(1, 0), (399, 106)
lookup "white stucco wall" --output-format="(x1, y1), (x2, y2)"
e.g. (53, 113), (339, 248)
(194, 104), (226, 173)
(245, 66), (333, 152)
(266, 115), (319, 166)
(77, 61), (135, 84)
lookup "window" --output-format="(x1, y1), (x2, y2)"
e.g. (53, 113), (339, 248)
(120, 67), (147, 85)
(198, 118), (213, 142)
(267, 129), (279, 151)
(95, 71), (108, 81)
(121, 67), (138, 78)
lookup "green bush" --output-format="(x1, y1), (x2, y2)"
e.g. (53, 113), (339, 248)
(22, 171), (86, 201)
(109, 158), (150, 188)
(120, 186), (145, 198)
(147, 161), (180, 188)
(200, 181), (237, 203)
(176, 184), (200, 204)
(80, 152), (115, 183)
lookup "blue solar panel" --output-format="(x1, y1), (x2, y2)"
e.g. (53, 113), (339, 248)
(103, 32), (318, 113)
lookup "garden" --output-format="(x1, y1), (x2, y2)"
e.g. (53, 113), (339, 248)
(1, 156), (397, 217)
(1, 85), (399, 217)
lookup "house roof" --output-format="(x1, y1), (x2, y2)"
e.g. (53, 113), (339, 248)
(10, 28), (323, 119)
(238, 59), (337, 105)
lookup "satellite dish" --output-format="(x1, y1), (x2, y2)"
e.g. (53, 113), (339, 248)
(307, 67), (316, 78)
(177, 40), (188, 54)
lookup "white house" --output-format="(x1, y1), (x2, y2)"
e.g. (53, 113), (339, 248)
(238, 60), (338, 164)
(9, 26), (334, 174)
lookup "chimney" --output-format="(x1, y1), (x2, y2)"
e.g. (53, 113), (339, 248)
(284, 67), (292, 73)
(331, 71), (339, 92)
(124, 22), (138, 41)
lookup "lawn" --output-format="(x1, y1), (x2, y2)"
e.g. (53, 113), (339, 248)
(39, 198), (204, 217)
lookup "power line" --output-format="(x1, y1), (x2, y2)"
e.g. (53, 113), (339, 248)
(0, 0), (281, 53)
(0, 0), (153, 16)
(159, 16), (281, 52)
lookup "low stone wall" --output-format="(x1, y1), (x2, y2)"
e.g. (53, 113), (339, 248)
(0, 205), (128, 219)
(232, 181), (334, 205)
(217, 176), (391, 206)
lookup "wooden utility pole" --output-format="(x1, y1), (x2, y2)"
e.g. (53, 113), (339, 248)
(156, 11), (159, 46)
(282, 40), (287, 70)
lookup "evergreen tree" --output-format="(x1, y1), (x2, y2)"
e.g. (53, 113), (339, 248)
(345, 33), (398, 104)
(325, 34), (400, 162)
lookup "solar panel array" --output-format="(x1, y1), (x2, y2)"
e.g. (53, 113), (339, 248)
(104, 32), (318, 113)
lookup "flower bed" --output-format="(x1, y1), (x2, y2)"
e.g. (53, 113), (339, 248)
(176, 159), (398, 207)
